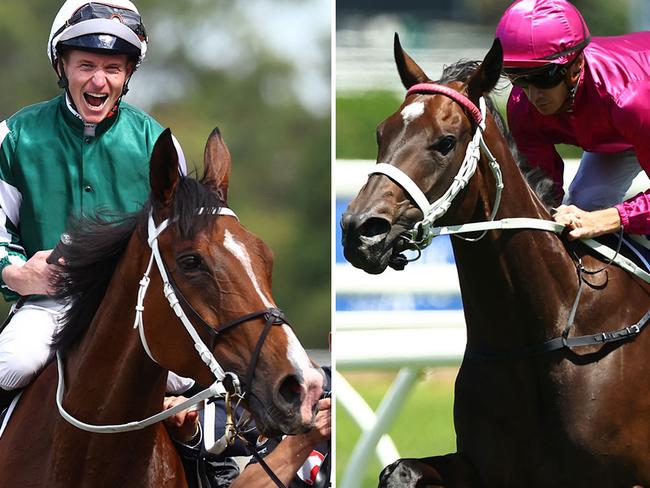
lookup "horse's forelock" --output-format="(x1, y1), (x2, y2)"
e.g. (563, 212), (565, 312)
(169, 176), (225, 240)
(52, 173), (224, 354)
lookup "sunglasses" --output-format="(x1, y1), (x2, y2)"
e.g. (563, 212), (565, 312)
(58, 2), (147, 42)
(505, 63), (569, 90)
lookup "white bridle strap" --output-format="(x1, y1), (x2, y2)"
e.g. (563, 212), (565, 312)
(429, 217), (564, 237)
(142, 213), (227, 380)
(582, 237), (650, 283)
(414, 216), (650, 284)
(56, 206), (240, 433)
(371, 84), (650, 284)
(372, 163), (431, 216)
(55, 352), (225, 433)
(371, 96), (502, 247)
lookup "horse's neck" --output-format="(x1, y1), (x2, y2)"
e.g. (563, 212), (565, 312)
(62, 236), (167, 427)
(451, 128), (577, 349)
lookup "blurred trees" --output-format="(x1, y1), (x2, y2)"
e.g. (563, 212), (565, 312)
(466, 0), (630, 35)
(0, 0), (330, 348)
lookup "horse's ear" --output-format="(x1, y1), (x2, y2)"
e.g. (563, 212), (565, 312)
(467, 38), (503, 105)
(394, 32), (430, 89)
(150, 128), (180, 207)
(202, 127), (231, 204)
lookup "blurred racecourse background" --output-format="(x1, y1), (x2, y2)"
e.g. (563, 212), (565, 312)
(335, 1), (650, 487)
(0, 0), (331, 350)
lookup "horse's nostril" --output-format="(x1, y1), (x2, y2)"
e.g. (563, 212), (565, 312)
(278, 375), (302, 407)
(359, 217), (391, 239)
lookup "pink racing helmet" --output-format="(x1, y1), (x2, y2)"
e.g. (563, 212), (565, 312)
(496, 0), (590, 68)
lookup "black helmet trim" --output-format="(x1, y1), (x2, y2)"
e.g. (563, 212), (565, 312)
(58, 34), (141, 58)
(59, 18), (141, 52)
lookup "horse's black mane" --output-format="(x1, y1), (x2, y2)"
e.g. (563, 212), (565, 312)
(52, 174), (224, 354)
(438, 60), (555, 208)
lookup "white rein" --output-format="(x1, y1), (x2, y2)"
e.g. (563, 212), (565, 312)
(55, 208), (239, 438)
(369, 83), (650, 284)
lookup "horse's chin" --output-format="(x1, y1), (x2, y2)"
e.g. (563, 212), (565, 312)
(255, 415), (313, 438)
(344, 247), (391, 274)
(247, 396), (316, 437)
(342, 230), (409, 274)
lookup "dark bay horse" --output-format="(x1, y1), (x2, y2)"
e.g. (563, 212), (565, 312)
(341, 36), (650, 487)
(0, 128), (323, 487)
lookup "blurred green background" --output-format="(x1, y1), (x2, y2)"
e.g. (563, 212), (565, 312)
(0, 0), (331, 349)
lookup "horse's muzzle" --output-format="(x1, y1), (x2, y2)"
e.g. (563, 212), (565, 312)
(341, 210), (395, 274)
(252, 367), (324, 436)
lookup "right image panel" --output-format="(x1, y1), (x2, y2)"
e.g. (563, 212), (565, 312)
(335, 1), (650, 487)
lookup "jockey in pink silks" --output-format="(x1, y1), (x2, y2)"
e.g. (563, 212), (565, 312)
(497, 0), (650, 239)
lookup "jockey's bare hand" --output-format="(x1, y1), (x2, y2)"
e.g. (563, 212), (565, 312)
(305, 397), (331, 444)
(553, 205), (622, 241)
(1, 250), (56, 296)
(162, 396), (200, 444)
(229, 396), (332, 488)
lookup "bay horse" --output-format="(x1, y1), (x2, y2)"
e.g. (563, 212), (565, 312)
(0, 128), (323, 487)
(341, 35), (650, 487)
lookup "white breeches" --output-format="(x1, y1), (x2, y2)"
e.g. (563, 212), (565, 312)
(566, 150), (642, 211)
(0, 300), (59, 390)
(0, 298), (194, 393)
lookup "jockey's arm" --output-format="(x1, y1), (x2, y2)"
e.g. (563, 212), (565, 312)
(608, 82), (650, 234)
(1, 250), (55, 296)
(230, 397), (331, 488)
(557, 81), (650, 238)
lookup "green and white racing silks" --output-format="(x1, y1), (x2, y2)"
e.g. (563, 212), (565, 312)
(0, 94), (182, 301)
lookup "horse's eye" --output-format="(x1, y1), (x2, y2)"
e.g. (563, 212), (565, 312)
(177, 253), (205, 272)
(432, 136), (456, 155)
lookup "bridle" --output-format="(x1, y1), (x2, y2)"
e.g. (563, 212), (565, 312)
(365, 82), (650, 355)
(371, 83), (504, 251)
(370, 82), (650, 282)
(135, 207), (289, 401)
(56, 207), (288, 437)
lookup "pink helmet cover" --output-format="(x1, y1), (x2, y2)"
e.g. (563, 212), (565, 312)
(496, 0), (590, 68)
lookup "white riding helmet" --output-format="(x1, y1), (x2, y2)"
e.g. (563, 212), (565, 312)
(48, 0), (148, 71)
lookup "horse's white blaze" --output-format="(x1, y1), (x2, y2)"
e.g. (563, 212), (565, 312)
(401, 101), (425, 124)
(224, 230), (324, 417)
(223, 230), (274, 308)
(282, 324), (313, 373)
(283, 324), (324, 420)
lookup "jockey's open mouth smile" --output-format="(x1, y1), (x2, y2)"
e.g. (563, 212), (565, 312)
(83, 92), (109, 109)
(62, 51), (131, 124)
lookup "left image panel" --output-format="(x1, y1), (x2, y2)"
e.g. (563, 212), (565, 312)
(0, 1), (331, 487)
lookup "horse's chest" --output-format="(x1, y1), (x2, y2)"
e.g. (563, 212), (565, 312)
(455, 357), (650, 485)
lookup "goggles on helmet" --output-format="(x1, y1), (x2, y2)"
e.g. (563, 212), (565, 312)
(504, 62), (570, 90)
(53, 2), (147, 44)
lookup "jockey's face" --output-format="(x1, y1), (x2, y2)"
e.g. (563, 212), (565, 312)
(521, 80), (569, 116)
(519, 55), (584, 116)
(62, 50), (132, 124)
